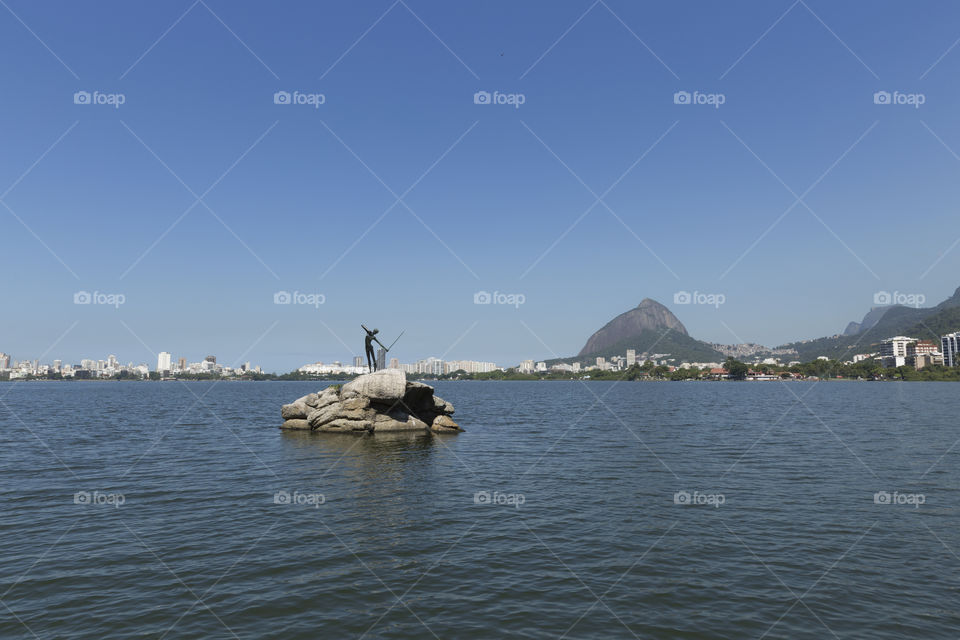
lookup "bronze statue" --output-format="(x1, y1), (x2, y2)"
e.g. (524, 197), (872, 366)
(362, 325), (387, 372)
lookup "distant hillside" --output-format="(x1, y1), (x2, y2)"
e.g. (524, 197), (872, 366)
(577, 298), (687, 356)
(543, 299), (725, 366)
(842, 306), (891, 336)
(548, 287), (960, 369)
(549, 328), (725, 367)
(782, 287), (960, 361)
(903, 306), (960, 340)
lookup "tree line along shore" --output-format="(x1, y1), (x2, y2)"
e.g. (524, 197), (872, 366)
(5, 357), (960, 382)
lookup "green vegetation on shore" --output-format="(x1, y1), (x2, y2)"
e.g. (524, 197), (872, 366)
(6, 357), (960, 382)
(405, 357), (960, 382)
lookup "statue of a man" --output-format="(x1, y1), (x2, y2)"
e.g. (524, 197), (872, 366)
(362, 325), (387, 372)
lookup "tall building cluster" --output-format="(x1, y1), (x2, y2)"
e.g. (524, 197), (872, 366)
(298, 361), (368, 375)
(878, 336), (948, 369)
(397, 358), (497, 375)
(2, 353), (149, 379)
(298, 356), (499, 376)
(0, 349), (260, 379)
(941, 332), (960, 367)
(155, 352), (260, 376)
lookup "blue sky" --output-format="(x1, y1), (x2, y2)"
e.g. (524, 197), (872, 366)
(2, 0), (960, 370)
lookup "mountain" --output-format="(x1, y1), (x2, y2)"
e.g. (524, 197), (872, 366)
(574, 328), (726, 364)
(842, 306), (891, 336)
(782, 287), (960, 361)
(577, 298), (687, 355)
(548, 286), (960, 370)
(541, 298), (725, 366)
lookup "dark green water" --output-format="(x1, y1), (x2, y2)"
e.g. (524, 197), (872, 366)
(0, 380), (957, 639)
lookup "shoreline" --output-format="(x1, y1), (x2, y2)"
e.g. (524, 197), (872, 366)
(2, 377), (957, 383)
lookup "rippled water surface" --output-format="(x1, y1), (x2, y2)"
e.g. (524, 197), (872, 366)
(1, 380), (958, 639)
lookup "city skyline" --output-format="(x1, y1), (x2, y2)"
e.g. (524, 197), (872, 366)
(7, 321), (960, 377)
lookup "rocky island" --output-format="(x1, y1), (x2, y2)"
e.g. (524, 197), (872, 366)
(279, 369), (462, 434)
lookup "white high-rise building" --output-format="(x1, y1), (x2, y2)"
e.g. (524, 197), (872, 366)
(443, 360), (497, 374)
(626, 349), (636, 367)
(942, 332), (960, 367)
(157, 352), (172, 372)
(879, 337), (914, 368)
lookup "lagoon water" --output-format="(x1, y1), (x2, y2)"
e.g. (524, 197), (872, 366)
(1, 380), (958, 639)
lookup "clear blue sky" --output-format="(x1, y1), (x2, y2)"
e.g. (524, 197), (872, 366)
(2, 0), (960, 370)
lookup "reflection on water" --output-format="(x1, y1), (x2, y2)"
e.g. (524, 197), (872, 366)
(280, 429), (440, 461)
(278, 430), (447, 517)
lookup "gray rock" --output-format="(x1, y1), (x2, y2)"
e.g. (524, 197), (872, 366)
(281, 403), (309, 420)
(296, 393), (319, 408)
(316, 418), (372, 433)
(279, 370), (461, 435)
(308, 393), (340, 411)
(340, 407), (371, 422)
(315, 387), (340, 406)
(341, 369), (406, 403)
(373, 411), (429, 432)
(302, 393), (324, 409)
(432, 395), (455, 415)
(430, 414), (461, 432)
(307, 404), (341, 429)
(341, 396), (370, 411)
